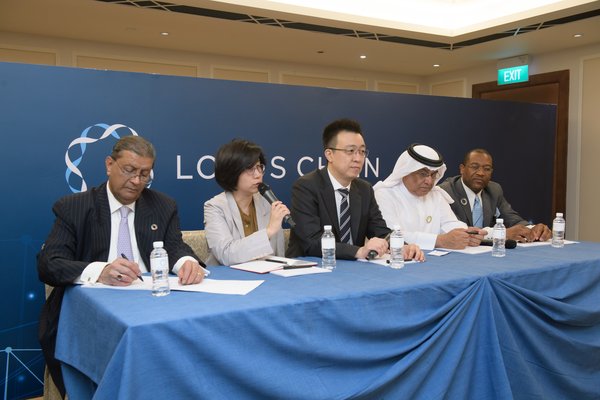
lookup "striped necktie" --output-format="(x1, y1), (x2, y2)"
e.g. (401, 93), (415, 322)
(472, 196), (483, 228)
(338, 189), (351, 243)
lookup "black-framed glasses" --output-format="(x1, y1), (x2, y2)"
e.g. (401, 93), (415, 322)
(414, 169), (439, 180)
(329, 147), (369, 157)
(467, 164), (493, 174)
(245, 163), (266, 176)
(112, 157), (153, 184)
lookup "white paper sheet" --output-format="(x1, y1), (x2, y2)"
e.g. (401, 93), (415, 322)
(517, 239), (577, 247)
(81, 277), (264, 295)
(357, 253), (418, 267)
(437, 246), (493, 254)
(269, 267), (332, 277)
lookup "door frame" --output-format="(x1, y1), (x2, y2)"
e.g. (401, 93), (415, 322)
(472, 70), (569, 215)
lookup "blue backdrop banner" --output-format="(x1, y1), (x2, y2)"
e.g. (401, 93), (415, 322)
(0, 62), (556, 398)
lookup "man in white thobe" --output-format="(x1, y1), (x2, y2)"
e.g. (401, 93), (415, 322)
(374, 143), (485, 250)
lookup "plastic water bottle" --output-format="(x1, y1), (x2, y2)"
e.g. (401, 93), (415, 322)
(389, 225), (405, 269)
(321, 225), (336, 270)
(552, 212), (565, 248)
(150, 241), (170, 296)
(492, 218), (506, 257)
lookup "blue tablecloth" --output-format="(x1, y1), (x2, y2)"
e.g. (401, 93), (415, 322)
(55, 243), (600, 399)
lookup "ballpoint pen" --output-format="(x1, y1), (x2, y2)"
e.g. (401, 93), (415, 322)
(121, 253), (144, 282)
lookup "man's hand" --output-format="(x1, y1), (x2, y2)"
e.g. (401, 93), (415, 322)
(531, 223), (552, 241)
(355, 237), (389, 259)
(178, 259), (206, 285)
(435, 228), (484, 249)
(99, 257), (141, 286)
(506, 225), (533, 242)
(403, 244), (425, 262)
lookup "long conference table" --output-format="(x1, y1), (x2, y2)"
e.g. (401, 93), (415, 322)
(56, 242), (600, 399)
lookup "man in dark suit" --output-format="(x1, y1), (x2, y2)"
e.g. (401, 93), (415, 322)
(38, 135), (206, 397)
(286, 119), (423, 261)
(439, 148), (551, 242)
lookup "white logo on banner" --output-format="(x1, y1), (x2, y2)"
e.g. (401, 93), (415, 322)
(65, 123), (147, 193)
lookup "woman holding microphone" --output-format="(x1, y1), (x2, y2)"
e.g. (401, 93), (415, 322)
(204, 139), (290, 265)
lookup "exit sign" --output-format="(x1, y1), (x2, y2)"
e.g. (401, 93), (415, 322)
(497, 65), (529, 85)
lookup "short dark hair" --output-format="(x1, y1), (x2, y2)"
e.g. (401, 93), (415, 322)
(322, 119), (363, 149)
(462, 148), (493, 165)
(111, 135), (156, 160)
(214, 139), (266, 192)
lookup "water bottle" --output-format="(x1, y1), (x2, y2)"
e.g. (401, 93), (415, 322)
(492, 218), (506, 257)
(389, 225), (405, 269)
(321, 225), (336, 270)
(552, 212), (565, 248)
(150, 241), (170, 296)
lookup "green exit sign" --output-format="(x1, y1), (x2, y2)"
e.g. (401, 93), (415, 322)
(497, 65), (529, 85)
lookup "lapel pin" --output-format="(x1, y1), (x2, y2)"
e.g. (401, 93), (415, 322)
(460, 198), (468, 206)
(151, 224), (158, 231)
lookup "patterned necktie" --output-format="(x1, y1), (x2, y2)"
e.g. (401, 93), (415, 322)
(117, 206), (134, 260)
(338, 189), (351, 243)
(472, 196), (483, 228)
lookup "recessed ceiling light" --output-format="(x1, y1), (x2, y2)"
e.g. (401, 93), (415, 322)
(573, 33), (583, 38)
(160, 32), (169, 36)
(433, 64), (440, 68)
(360, 55), (367, 59)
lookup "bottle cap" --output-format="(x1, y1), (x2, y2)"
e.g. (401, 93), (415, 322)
(496, 218), (504, 223)
(153, 241), (164, 248)
(324, 225), (332, 230)
(556, 212), (563, 217)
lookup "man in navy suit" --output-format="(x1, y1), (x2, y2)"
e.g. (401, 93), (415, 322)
(286, 118), (423, 261)
(439, 148), (551, 242)
(38, 135), (206, 397)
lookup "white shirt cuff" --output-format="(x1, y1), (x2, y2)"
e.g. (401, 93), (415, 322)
(77, 261), (109, 284)
(173, 256), (210, 276)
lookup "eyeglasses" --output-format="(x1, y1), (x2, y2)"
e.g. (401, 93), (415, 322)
(413, 169), (439, 180)
(467, 164), (493, 174)
(329, 147), (369, 157)
(245, 163), (266, 176)
(112, 157), (153, 184)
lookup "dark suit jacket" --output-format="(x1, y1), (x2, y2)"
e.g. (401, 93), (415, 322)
(439, 175), (528, 228)
(37, 182), (202, 396)
(286, 167), (390, 259)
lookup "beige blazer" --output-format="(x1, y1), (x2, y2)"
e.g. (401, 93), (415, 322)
(204, 191), (285, 266)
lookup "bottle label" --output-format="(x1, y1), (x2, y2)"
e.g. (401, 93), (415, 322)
(390, 237), (404, 248)
(553, 222), (565, 231)
(493, 230), (506, 239)
(151, 256), (169, 272)
(322, 237), (335, 249)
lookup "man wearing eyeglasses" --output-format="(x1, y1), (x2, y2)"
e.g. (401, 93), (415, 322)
(439, 148), (551, 242)
(374, 143), (486, 250)
(286, 119), (424, 261)
(38, 135), (206, 396)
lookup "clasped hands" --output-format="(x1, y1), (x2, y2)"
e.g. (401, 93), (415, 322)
(507, 223), (551, 243)
(356, 237), (426, 262)
(99, 257), (205, 286)
(436, 227), (486, 249)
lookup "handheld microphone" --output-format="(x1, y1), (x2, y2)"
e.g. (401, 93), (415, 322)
(480, 239), (517, 249)
(258, 183), (296, 228)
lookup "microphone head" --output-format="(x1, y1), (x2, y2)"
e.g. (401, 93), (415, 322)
(258, 182), (270, 195)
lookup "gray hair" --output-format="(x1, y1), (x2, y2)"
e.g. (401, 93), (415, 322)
(111, 136), (156, 160)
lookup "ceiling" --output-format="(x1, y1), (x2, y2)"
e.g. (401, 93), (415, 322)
(1, 0), (599, 76)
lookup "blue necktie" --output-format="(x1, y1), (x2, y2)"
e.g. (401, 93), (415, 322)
(338, 189), (351, 243)
(472, 197), (483, 228)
